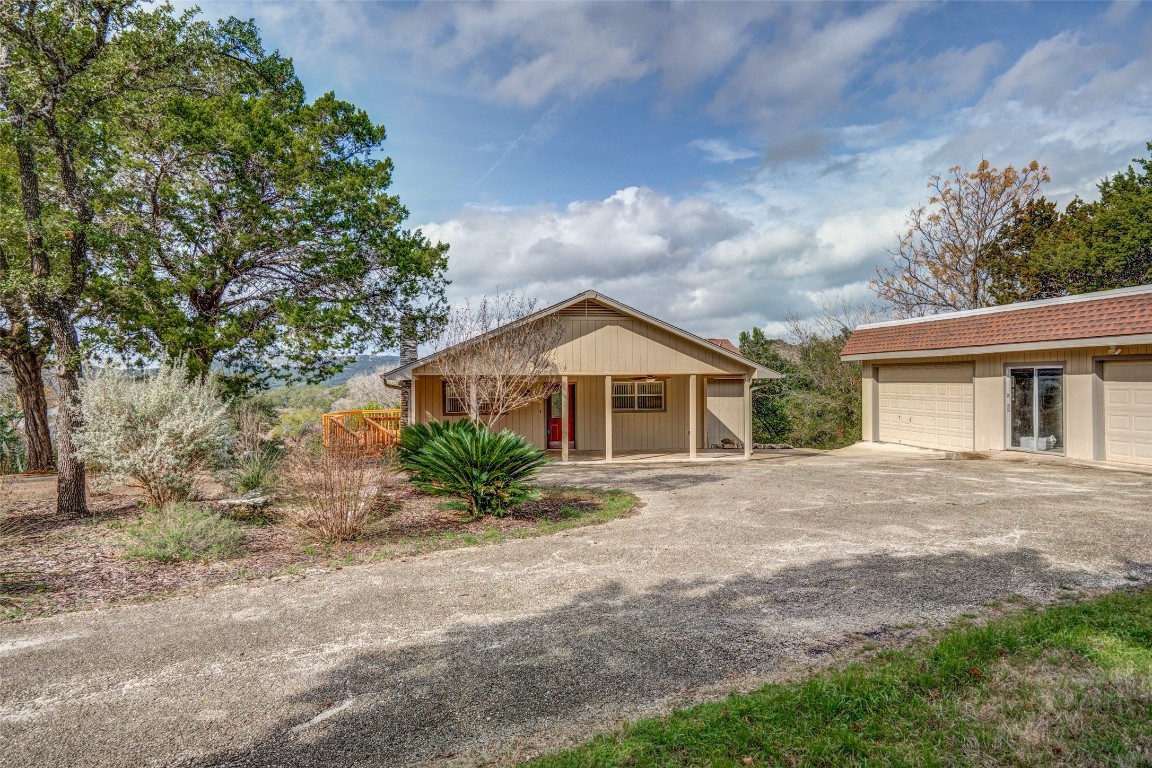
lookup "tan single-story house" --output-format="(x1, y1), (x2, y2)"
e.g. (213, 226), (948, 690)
(383, 291), (781, 462)
(840, 285), (1152, 465)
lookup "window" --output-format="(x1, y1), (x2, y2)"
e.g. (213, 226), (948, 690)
(443, 383), (492, 415)
(612, 380), (665, 411)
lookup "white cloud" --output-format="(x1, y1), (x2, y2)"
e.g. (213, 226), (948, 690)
(709, 3), (924, 130)
(926, 30), (1152, 200)
(419, 175), (912, 339)
(877, 42), (1004, 115)
(690, 139), (758, 164)
(382, 0), (918, 133)
(387, 2), (656, 105)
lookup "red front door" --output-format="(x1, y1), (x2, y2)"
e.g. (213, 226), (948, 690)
(547, 384), (576, 449)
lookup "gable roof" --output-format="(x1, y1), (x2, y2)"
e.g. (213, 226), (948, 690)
(382, 290), (782, 379)
(706, 338), (740, 354)
(841, 284), (1152, 360)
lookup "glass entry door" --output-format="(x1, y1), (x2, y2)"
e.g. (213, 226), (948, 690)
(1008, 367), (1064, 453)
(546, 384), (575, 449)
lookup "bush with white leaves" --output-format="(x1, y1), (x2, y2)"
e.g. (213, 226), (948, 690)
(75, 364), (234, 507)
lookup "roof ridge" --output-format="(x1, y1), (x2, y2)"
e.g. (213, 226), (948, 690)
(379, 290), (783, 380)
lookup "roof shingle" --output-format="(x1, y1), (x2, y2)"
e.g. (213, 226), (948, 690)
(706, 337), (740, 354)
(841, 289), (1152, 357)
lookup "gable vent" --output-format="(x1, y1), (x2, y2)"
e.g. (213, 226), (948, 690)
(558, 299), (625, 318)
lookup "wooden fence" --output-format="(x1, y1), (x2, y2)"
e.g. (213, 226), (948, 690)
(321, 409), (402, 455)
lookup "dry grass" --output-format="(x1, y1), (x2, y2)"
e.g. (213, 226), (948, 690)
(959, 648), (1152, 766)
(279, 445), (392, 542)
(0, 473), (638, 621)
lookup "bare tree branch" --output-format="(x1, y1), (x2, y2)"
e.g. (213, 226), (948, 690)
(872, 160), (1050, 318)
(430, 291), (565, 429)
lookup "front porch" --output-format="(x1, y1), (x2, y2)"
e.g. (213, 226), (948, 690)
(413, 372), (757, 463)
(544, 448), (806, 464)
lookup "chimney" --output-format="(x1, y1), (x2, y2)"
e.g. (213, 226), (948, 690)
(398, 316), (418, 427)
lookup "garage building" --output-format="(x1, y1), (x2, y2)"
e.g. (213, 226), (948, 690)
(840, 285), (1152, 465)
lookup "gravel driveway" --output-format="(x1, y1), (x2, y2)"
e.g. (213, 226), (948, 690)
(3, 451), (1151, 767)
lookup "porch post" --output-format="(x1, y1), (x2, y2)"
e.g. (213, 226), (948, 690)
(688, 374), (697, 459)
(744, 375), (753, 458)
(560, 375), (569, 464)
(604, 375), (613, 463)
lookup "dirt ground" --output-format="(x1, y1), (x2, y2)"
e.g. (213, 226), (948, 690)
(0, 475), (620, 619)
(1, 450), (1151, 767)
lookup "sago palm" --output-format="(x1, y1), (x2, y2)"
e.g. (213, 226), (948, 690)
(400, 426), (550, 517)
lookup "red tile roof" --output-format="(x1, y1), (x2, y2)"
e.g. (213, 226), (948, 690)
(841, 288), (1152, 357)
(706, 338), (740, 354)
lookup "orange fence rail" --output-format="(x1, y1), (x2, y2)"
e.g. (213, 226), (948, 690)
(321, 409), (402, 455)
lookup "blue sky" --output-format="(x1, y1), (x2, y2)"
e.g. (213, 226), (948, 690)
(193, 0), (1152, 341)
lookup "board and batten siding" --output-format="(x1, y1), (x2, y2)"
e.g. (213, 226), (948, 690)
(861, 343), (1152, 461)
(706, 379), (745, 447)
(409, 310), (757, 453)
(414, 374), (710, 451)
(551, 316), (744, 375)
(413, 375), (548, 448)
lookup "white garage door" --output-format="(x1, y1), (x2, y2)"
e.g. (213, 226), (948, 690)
(878, 365), (974, 450)
(1103, 361), (1152, 465)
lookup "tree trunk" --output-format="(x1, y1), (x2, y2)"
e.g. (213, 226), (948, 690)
(7, 345), (54, 472)
(2, 44), (86, 513)
(44, 309), (87, 516)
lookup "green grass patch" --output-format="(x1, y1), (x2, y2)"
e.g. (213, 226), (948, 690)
(532, 489), (638, 535)
(524, 587), (1152, 767)
(372, 487), (639, 560)
(124, 503), (244, 563)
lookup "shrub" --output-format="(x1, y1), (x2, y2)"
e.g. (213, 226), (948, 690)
(282, 443), (387, 541)
(74, 364), (233, 507)
(228, 446), (281, 495)
(396, 419), (481, 471)
(124, 503), (243, 562)
(230, 399), (276, 457)
(329, 365), (401, 412)
(400, 425), (550, 517)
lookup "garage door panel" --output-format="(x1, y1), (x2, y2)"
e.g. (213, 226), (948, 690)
(877, 365), (974, 451)
(1106, 438), (1152, 460)
(880, 365), (972, 385)
(1106, 389), (1132, 406)
(1103, 361), (1152, 466)
(1107, 414), (1133, 431)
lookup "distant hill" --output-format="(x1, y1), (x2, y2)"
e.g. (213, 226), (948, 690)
(319, 354), (400, 387)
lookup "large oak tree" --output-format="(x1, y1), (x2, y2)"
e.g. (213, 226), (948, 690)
(0, 0), (211, 513)
(989, 143), (1152, 303)
(90, 23), (448, 393)
(2, 3), (448, 515)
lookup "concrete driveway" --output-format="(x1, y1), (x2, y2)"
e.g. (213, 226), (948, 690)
(2, 452), (1151, 767)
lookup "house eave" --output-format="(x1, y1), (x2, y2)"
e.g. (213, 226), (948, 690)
(840, 333), (1152, 361)
(381, 290), (784, 380)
